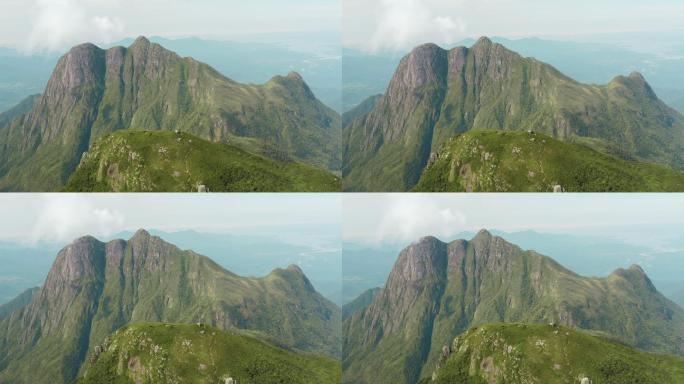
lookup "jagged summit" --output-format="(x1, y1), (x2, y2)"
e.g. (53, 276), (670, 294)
(343, 37), (684, 192)
(473, 35), (493, 47)
(130, 228), (151, 240)
(472, 228), (493, 240)
(130, 35), (151, 47)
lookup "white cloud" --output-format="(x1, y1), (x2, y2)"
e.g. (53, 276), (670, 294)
(30, 195), (125, 244)
(368, 0), (466, 52)
(362, 195), (467, 245)
(24, 0), (125, 53)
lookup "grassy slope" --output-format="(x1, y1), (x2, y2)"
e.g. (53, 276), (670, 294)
(78, 323), (341, 384)
(64, 130), (340, 192)
(428, 323), (684, 384)
(414, 130), (684, 192)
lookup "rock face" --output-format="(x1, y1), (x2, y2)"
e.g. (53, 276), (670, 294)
(0, 36), (340, 191)
(0, 230), (341, 384)
(342, 230), (684, 384)
(343, 36), (684, 191)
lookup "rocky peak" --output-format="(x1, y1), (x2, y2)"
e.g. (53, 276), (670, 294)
(129, 35), (151, 50)
(386, 236), (448, 287)
(43, 43), (106, 97)
(268, 71), (315, 100)
(130, 228), (151, 242)
(387, 43), (448, 96)
(611, 264), (657, 292)
(44, 236), (106, 286)
(473, 36), (494, 48)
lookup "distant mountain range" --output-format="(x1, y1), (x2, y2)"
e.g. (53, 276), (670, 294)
(0, 37), (340, 191)
(342, 230), (684, 383)
(343, 37), (684, 191)
(0, 230), (340, 383)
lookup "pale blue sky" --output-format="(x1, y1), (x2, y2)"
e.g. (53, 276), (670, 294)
(0, 194), (341, 244)
(343, 194), (684, 246)
(0, 0), (340, 51)
(344, 0), (684, 52)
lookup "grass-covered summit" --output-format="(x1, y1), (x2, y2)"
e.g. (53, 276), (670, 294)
(0, 36), (340, 191)
(414, 130), (684, 192)
(426, 323), (684, 384)
(343, 36), (684, 191)
(78, 322), (341, 384)
(65, 130), (340, 192)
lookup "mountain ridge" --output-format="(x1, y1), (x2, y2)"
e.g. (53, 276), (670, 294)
(343, 36), (684, 191)
(0, 36), (340, 191)
(0, 229), (340, 383)
(342, 230), (684, 383)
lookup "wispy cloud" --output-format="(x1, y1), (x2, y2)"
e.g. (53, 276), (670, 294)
(30, 195), (125, 244)
(24, 0), (124, 53)
(368, 0), (466, 52)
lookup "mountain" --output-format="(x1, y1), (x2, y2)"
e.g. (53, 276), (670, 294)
(0, 287), (37, 320)
(77, 322), (341, 384)
(64, 130), (340, 192)
(424, 323), (684, 384)
(342, 94), (382, 127)
(343, 37), (684, 191)
(0, 230), (340, 384)
(0, 36), (340, 191)
(0, 94), (38, 127)
(342, 287), (381, 320)
(414, 130), (684, 192)
(342, 230), (684, 384)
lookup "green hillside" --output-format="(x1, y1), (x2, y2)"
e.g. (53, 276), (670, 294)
(343, 37), (684, 191)
(78, 322), (341, 384)
(0, 37), (340, 191)
(426, 323), (684, 384)
(64, 130), (340, 192)
(414, 130), (684, 192)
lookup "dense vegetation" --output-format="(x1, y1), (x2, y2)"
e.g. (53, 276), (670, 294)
(426, 323), (684, 384)
(414, 130), (684, 192)
(64, 130), (340, 192)
(78, 322), (341, 384)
